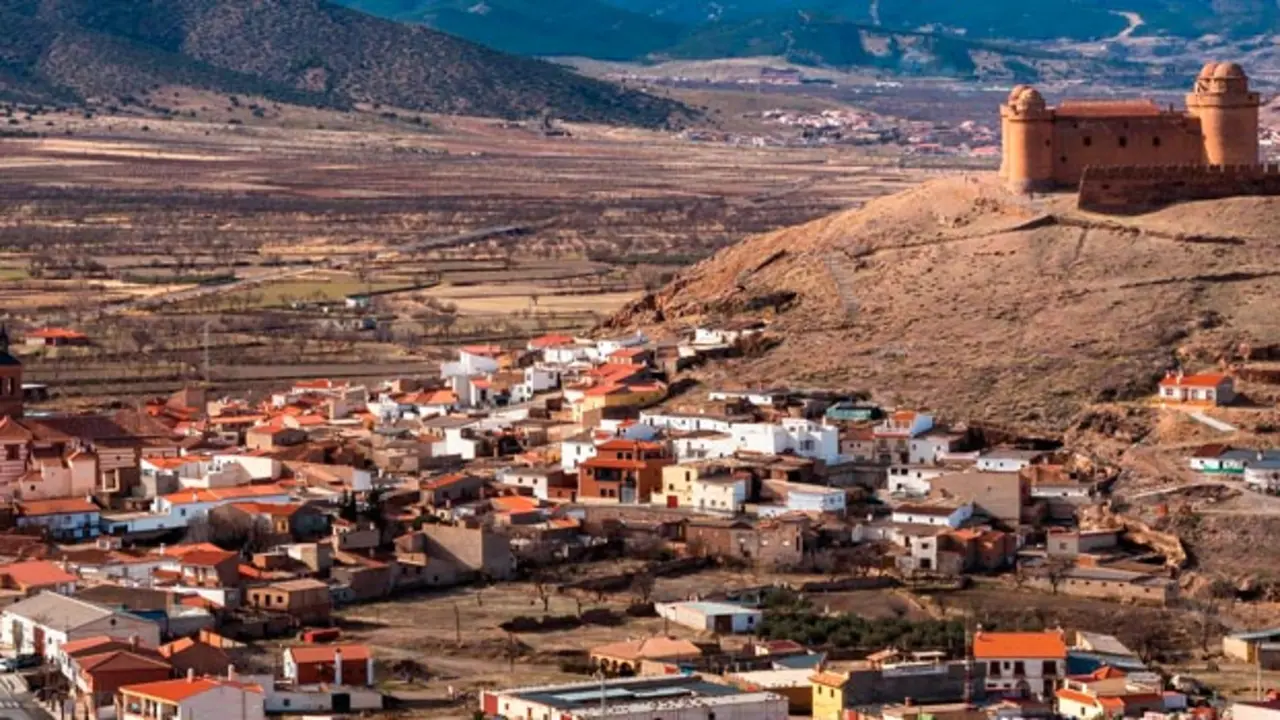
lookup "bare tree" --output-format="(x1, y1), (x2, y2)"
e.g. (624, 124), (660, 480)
(630, 571), (656, 605)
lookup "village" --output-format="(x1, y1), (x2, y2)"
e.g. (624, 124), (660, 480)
(0, 315), (1274, 720)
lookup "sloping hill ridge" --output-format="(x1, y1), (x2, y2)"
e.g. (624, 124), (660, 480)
(0, 0), (691, 127)
(607, 177), (1280, 430)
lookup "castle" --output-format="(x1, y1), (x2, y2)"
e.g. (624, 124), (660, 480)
(1000, 62), (1261, 193)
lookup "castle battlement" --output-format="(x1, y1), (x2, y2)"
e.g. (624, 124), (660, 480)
(1000, 61), (1261, 193)
(1078, 162), (1280, 214)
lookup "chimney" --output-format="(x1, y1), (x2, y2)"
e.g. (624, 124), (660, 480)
(129, 635), (139, 651)
(187, 668), (196, 682)
(227, 664), (236, 681)
(333, 648), (344, 686)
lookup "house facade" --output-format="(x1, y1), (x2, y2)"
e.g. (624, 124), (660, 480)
(1157, 372), (1236, 406)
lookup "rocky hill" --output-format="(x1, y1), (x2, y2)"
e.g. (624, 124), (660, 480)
(607, 177), (1280, 430)
(0, 0), (691, 127)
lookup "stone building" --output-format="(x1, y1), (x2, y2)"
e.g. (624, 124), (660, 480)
(1001, 61), (1260, 191)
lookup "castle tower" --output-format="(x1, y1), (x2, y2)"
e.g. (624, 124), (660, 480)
(1000, 86), (1054, 192)
(1187, 61), (1261, 166)
(0, 328), (22, 419)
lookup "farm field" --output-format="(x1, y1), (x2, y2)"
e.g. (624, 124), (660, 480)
(0, 100), (936, 408)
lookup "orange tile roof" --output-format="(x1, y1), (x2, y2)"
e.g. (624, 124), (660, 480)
(143, 456), (200, 470)
(1160, 372), (1231, 388)
(973, 631), (1067, 660)
(1055, 99), (1163, 118)
(810, 671), (847, 687)
(121, 677), (262, 704)
(159, 637), (197, 657)
(461, 345), (503, 356)
(208, 415), (267, 426)
(423, 473), (479, 491)
(20, 497), (98, 516)
(591, 637), (701, 661)
(62, 636), (119, 656)
(286, 644), (372, 664)
(293, 379), (341, 390)
(1056, 688), (1100, 707)
(27, 328), (88, 340)
(0, 560), (77, 588)
(77, 649), (171, 674)
(228, 501), (304, 518)
(292, 414), (327, 427)
(161, 484), (289, 506)
(491, 496), (540, 513)
(529, 334), (577, 349)
(156, 543), (223, 558)
(609, 347), (648, 359)
(177, 549), (238, 567)
(405, 389), (457, 405)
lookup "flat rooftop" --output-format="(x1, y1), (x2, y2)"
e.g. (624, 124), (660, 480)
(504, 674), (751, 711)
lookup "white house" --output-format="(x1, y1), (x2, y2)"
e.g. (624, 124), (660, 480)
(641, 411), (736, 434)
(17, 498), (101, 541)
(672, 431), (736, 462)
(976, 449), (1048, 474)
(908, 429), (967, 465)
(117, 676), (265, 720)
(542, 344), (591, 366)
(692, 321), (764, 347)
(431, 426), (479, 461)
(691, 476), (747, 515)
(886, 465), (949, 496)
(142, 484), (292, 532)
(560, 433), (597, 472)
(593, 333), (647, 362)
(890, 501), (973, 528)
(707, 388), (789, 407)
(211, 454), (281, 482)
(783, 482), (846, 515)
(656, 601), (763, 634)
(973, 630), (1067, 699)
(1, 592), (161, 658)
(1245, 458), (1280, 493)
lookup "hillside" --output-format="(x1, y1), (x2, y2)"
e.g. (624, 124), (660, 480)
(343, 0), (1280, 73)
(0, 0), (692, 127)
(339, 0), (683, 60)
(607, 177), (1280, 430)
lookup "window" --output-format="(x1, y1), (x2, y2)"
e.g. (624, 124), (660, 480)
(1044, 661), (1058, 675)
(1153, 136), (1162, 147)
(1060, 155), (1068, 164)
(990, 662), (1002, 676)
(1083, 137), (1092, 147)
(1014, 661), (1026, 675)
(282, 700), (291, 708)
(1118, 136), (1128, 148)
(4, 445), (16, 461)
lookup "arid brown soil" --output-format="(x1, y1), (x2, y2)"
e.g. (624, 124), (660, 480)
(611, 175), (1280, 430)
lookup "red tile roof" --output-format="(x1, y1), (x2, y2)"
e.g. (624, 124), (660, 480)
(286, 644), (372, 664)
(27, 328), (88, 340)
(1055, 99), (1163, 118)
(19, 498), (98, 516)
(0, 560), (76, 588)
(161, 484), (290, 506)
(973, 631), (1067, 660)
(461, 345), (503, 356)
(529, 334), (576, 349)
(228, 501), (304, 518)
(491, 496), (539, 513)
(1160, 373), (1231, 388)
(121, 677), (262, 704)
(177, 549), (239, 567)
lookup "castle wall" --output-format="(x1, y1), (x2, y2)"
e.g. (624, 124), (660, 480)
(1077, 163), (1280, 214)
(1049, 115), (1204, 186)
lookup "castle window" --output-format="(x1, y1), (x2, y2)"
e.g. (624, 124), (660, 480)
(1083, 137), (1093, 147)
(1060, 155), (1068, 164)
(1044, 139), (1051, 147)
(1153, 136), (1162, 147)
(1118, 137), (1128, 148)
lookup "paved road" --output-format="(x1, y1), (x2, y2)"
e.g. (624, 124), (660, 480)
(0, 673), (43, 720)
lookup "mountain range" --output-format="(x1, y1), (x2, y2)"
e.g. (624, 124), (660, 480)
(341, 0), (1280, 72)
(0, 0), (692, 127)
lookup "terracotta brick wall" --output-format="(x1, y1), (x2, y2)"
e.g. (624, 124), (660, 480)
(1079, 163), (1280, 213)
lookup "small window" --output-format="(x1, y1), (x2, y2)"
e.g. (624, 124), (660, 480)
(1060, 155), (1068, 164)
(1153, 136), (1162, 147)
(1043, 139), (1051, 147)
(1118, 136), (1128, 148)
(1083, 137), (1092, 147)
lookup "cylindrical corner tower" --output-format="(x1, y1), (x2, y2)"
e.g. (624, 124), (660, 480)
(1187, 61), (1261, 166)
(1000, 86), (1054, 192)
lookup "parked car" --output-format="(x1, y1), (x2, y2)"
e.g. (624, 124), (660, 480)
(0, 655), (40, 672)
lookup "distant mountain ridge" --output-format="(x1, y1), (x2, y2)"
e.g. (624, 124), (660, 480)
(340, 0), (1280, 76)
(0, 0), (693, 127)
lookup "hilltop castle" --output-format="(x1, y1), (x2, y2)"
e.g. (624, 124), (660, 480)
(1000, 62), (1261, 193)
